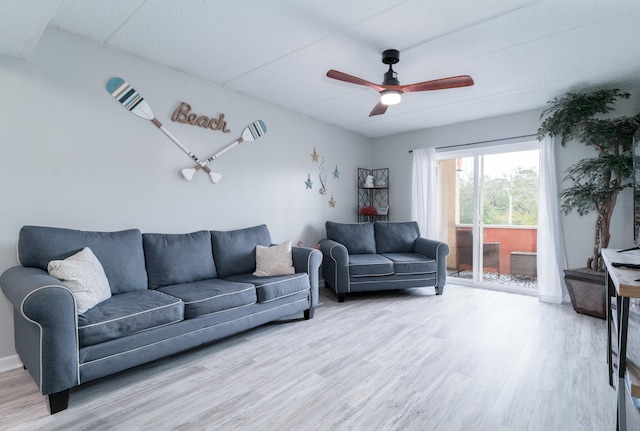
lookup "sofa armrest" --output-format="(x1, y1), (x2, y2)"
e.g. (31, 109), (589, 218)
(291, 247), (322, 309)
(319, 238), (349, 294)
(415, 238), (450, 292)
(0, 266), (79, 395)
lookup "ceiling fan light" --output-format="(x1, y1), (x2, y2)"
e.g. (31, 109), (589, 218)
(380, 90), (402, 105)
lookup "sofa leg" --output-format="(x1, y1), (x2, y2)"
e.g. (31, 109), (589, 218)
(48, 389), (70, 414)
(435, 286), (445, 295)
(304, 307), (315, 320)
(337, 293), (345, 303)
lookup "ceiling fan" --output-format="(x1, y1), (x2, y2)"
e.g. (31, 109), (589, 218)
(326, 49), (474, 117)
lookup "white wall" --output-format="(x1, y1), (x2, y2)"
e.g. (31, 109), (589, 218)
(2, 28), (638, 364)
(0, 29), (371, 360)
(371, 110), (542, 222)
(371, 103), (639, 273)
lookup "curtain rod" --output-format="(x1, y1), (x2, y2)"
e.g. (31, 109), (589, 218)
(408, 133), (538, 153)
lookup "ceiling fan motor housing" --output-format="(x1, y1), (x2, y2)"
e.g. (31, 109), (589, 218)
(382, 49), (400, 85)
(382, 49), (400, 65)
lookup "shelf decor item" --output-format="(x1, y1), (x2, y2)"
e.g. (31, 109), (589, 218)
(376, 205), (389, 215)
(360, 205), (378, 216)
(357, 168), (389, 222)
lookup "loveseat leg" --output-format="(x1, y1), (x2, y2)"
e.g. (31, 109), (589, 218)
(48, 389), (70, 414)
(304, 307), (315, 320)
(337, 293), (345, 303)
(435, 285), (445, 295)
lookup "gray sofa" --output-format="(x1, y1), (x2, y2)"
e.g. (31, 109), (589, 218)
(0, 224), (321, 414)
(319, 221), (449, 302)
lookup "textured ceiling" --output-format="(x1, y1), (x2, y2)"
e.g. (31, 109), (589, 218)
(3, 0), (640, 138)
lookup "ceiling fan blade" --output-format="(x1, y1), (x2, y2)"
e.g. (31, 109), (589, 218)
(327, 70), (385, 92)
(369, 101), (389, 117)
(402, 75), (474, 93)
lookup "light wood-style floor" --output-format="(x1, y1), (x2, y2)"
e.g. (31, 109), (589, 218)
(0, 283), (637, 430)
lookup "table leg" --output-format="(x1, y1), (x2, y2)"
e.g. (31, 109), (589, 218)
(617, 296), (630, 431)
(608, 268), (614, 387)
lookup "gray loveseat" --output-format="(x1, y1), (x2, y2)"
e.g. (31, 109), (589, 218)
(0, 224), (321, 414)
(319, 221), (449, 302)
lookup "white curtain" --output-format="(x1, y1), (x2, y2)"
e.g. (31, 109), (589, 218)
(537, 134), (568, 304)
(411, 147), (437, 238)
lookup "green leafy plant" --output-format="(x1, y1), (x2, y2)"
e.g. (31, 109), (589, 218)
(538, 89), (640, 271)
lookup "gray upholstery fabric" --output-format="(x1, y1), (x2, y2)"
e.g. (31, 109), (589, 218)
(143, 231), (217, 289)
(78, 290), (184, 347)
(18, 226), (148, 294)
(348, 254), (394, 277)
(2, 267), (80, 395)
(325, 221), (376, 254)
(1, 224), (322, 405)
(291, 246), (322, 309)
(415, 237), (450, 292)
(349, 273), (437, 291)
(374, 221), (420, 253)
(320, 221), (450, 299)
(226, 272), (310, 303)
(318, 238), (349, 293)
(77, 297), (310, 384)
(210, 225), (271, 278)
(380, 253), (436, 275)
(156, 279), (256, 318)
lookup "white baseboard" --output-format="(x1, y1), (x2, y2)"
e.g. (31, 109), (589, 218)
(0, 354), (22, 373)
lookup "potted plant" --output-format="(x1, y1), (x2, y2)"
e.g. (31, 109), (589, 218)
(537, 88), (640, 318)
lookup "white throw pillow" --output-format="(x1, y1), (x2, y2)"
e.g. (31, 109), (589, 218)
(253, 240), (296, 277)
(48, 247), (112, 314)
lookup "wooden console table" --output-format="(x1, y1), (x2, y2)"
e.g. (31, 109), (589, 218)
(603, 248), (640, 431)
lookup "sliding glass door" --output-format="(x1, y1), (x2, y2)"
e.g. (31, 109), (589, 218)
(438, 142), (539, 292)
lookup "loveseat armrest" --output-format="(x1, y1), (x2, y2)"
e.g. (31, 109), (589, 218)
(319, 238), (349, 296)
(292, 247), (323, 310)
(0, 266), (79, 396)
(415, 238), (450, 294)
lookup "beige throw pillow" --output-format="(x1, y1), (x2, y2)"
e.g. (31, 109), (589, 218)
(48, 247), (112, 314)
(253, 240), (296, 277)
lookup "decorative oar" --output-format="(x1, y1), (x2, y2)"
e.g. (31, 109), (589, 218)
(181, 120), (267, 183)
(106, 77), (221, 183)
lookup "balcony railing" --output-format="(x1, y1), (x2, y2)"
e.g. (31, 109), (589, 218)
(448, 225), (537, 286)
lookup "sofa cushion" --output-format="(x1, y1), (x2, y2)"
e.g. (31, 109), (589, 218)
(226, 272), (310, 303)
(156, 279), (256, 319)
(143, 231), (217, 289)
(210, 225), (272, 278)
(47, 247), (111, 314)
(326, 221), (376, 254)
(374, 221), (420, 254)
(18, 226), (148, 294)
(380, 253), (436, 275)
(77, 290), (184, 347)
(348, 254), (394, 278)
(253, 240), (295, 277)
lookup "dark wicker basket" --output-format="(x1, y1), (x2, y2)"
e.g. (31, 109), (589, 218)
(564, 268), (606, 319)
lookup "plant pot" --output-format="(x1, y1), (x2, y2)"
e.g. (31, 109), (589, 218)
(564, 268), (606, 319)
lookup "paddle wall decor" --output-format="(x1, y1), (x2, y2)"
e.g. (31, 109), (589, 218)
(106, 76), (266, 184)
